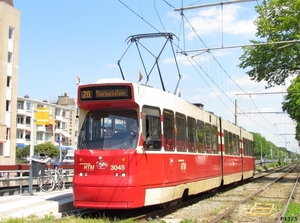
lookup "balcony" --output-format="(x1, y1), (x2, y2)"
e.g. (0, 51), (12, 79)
(55, 116), (63, 121)
(37, 126), (46, 132)
(17, 109), (27, 115)
(16, 138), (26, 144)
(16, 123), (26, 130)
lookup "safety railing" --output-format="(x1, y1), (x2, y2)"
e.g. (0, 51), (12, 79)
(0, 164), (74, 195)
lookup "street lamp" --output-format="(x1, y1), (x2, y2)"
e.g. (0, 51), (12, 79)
(285, 140), (290, 161)
(260, 141), (263, 162)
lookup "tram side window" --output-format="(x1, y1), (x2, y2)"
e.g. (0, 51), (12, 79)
(232, 134), (240, 155)
(176, 113), (186, 152)
(243, 138), (248, 156)
(243, 138), (253, 156)
(187, 117), (196, 152)
(224, 131), (239, 155)
(163, 109), (174, 151)
(196, 120), (205, 153)
(205, 123), (212, 153)
(211, 125), (218, 154)
(142, 106), (161, 150)
(236, 134), (240, 155)
(224, 130), (229, 155)
(228, 132), (234, 155)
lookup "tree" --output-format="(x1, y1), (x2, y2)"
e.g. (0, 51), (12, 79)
(251, 132), (285, 160)
(282, 75), (300, 140)
(16, 146), (30, 159)
(15, 142), (59, 161)
(239, 0), (300, 88)
(34, 142), (59, 158)
(252, 132), (266, 159)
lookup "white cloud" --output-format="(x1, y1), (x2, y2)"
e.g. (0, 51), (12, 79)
(185, 5), (257, 39)
(232, 75), (264, 87)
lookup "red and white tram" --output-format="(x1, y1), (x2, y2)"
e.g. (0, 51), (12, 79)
(73, 78), (255, 209)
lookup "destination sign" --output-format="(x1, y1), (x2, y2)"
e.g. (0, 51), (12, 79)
(80, 86), (132, 101)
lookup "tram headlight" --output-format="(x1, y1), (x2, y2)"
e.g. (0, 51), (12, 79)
(121, 172), (126, 178)
(114, 172), (119, 178)
(79, 172), (88, 177)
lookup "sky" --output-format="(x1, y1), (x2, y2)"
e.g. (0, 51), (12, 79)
(13, 0), (299, 153)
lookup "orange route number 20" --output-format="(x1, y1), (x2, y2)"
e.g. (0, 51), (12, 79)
(81, 90), (93, 99)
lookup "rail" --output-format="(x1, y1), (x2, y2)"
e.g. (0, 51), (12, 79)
(0, 164), (74, 177)
(208, 163), (299, 223)
(0, 164), (74, 195)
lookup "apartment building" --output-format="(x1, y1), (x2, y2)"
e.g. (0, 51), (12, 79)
(16, 94), (78, 152)
(0, 0), (20, 164)
(0, 1), (79, 165)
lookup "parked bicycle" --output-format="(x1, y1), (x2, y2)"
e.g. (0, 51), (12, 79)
(37, 158), (65, 192)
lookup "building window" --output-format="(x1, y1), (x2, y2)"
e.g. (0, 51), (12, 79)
(25, 102), (31, 110)
(45, 133), (51, 141)
(7, 76), (12, 87)
(8, 52), (13, 63)
(8, 27), (14, 40)
(17, 115), (24, 124)
(26, 117), (31, 125)
(6, 128), (10, 140)
(17, 130), (24, 139)
(62, 110), (68, 118)
(6, 100), (11, 112)
(56, 108), (62, 116)
(17, 101), (24, 109)
(25, 131), (30, 140)
(62, 122), (68, 130)
(37, 132), (44, 140)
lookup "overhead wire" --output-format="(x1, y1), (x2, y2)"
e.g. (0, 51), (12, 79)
(117, 0), (160, 32)
(179, 10), (275, 132)
(154, 0), (167, 32)
(117, 0), (294, 141)
(161, 0), (275, 133)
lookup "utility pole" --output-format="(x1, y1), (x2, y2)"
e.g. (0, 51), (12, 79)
(235, 99), (238, 125)
(28, 103), (35, 195)
(285, 139), (290, 162)
(260, 141), (263, 162)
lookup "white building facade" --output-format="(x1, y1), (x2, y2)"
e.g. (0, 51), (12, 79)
(16, 95), (79, 152)
(0, 0), (20, 164)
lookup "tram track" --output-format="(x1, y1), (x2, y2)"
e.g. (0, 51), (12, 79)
(208, 163), (300, 222)
(158, 162), (300, 223)
(52, 163), (300, 222)
(2, 163), (295, 222)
